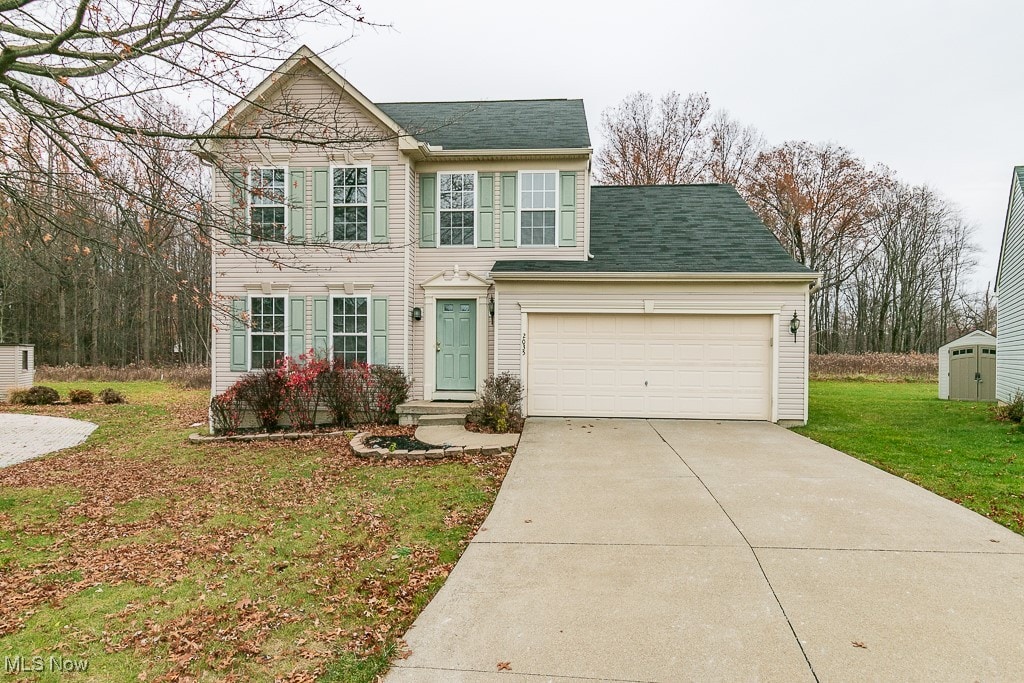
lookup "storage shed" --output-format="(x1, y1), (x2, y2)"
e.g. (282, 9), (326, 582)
(0, 344), (34, 400)
(938, 331), (996, 401)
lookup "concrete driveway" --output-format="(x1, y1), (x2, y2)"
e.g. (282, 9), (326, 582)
(0, 413), (97, 467)
(387, 418), (1024, 682)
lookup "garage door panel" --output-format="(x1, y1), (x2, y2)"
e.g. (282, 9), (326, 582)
(527, 313), (771, 420)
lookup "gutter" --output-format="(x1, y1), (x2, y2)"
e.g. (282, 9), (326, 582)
(490, 271), (822, 283)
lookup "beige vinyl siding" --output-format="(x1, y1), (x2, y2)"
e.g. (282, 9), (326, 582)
(997, 175), (1024, 403)
(408, 162), (590, 399)
(0, 345), (34, 398)
(210, 66), (409, 394)
(494, 280), (810, 424)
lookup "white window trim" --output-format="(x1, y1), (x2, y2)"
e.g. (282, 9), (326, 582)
(516, 169), (559, 248)
(247, 165), (289, 243)
(246, 293), (288, 371)
(329, 293), (373, 365)
(329, 164), (372, 244)
(437, 170), (478, 248)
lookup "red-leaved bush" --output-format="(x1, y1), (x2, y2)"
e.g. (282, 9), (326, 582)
(279, 351), (329, 431)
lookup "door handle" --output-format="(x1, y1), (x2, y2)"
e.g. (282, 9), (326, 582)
(436, 341), (441, 352)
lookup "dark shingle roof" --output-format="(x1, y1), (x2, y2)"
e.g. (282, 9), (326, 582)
(491, 184), (812, 275)
(377, 100), (590, 150)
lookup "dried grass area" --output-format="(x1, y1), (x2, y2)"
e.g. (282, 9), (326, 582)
(36, 363), (210, 389)
(809, 352), (938, 382)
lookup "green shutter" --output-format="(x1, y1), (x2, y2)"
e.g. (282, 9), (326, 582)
(371, 297), (388, 365)
(371, 166), (389, 243)
(288, 169), (305, 242)
(289, 297), (306, 359)
(499, 172), (517, 247)
(230, 297), (248, 371)
(559, 171), (577, 247)
(312, 296), (329, 358)
(312, 167), (329, 243)
(420, 173), (437, 247)
(228, 170), (246, 244)
(477, 173), (494, 248)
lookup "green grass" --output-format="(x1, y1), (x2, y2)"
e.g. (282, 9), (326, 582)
(0, 381), (509, 681)
(794, 381), (1024, 533)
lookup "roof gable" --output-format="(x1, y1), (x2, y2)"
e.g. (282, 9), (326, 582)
(937, 330), (996, 351)
(996, 166), (1024, 291)
(198, 45), (418, 152)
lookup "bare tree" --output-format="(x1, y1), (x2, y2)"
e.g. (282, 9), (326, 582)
(705, 110), (763, 185)
(596, 91), (712, 185)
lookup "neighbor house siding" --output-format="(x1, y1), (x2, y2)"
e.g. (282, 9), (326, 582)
(493, 280), (810, 424)
(997, 174), (1024, 403)
(209, 65), (408, 394)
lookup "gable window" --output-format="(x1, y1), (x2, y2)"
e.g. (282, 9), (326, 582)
(249, 167), (287, 242)
(250, 296), (286, 369)
(519, 171), (557, 246)
(331, 296), (369, 365)
(439, 172), (476, 246)
(332, 166), (369, 241)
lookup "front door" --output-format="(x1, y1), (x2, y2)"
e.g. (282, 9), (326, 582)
(437, 300), (476, 391)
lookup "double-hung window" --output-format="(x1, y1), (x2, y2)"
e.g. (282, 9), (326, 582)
(439, 172), (476, 246)
(249, 167), (287, 242)
(332, 296), (369, 366)
(250, 296), (286, 369)
(332, 166), (369, 241)
(519, 171), (557, 246)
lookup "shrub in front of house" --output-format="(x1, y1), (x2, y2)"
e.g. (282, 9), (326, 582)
(997, 390), (1024, 423)
(233, 367), (287, 431)
(68, 389), (94, 404)
(10, 385), (60, 405)
(467, 372), (524, 433)
(280, 351), (330, 431)
(210, 354), (413, 434)
(98, 388), (127, 404)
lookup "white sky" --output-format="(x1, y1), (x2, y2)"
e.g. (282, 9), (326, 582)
(302, 0), (1024, 291)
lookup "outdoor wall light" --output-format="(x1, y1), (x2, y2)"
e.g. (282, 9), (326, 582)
(790, 311), (801, 342)
(487, 295), (495, 321)
(411, 307), (422, 321)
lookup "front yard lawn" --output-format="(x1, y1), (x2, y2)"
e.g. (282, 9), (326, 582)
(794, 381), (1024, 534)
(0, 382), (511, 681)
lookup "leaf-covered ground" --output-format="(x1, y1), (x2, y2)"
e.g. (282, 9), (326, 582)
(0, 382), (511, 681)
(795, 381), (1024, 534)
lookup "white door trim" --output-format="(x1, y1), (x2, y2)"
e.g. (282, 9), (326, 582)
(420, 268), (490, 400)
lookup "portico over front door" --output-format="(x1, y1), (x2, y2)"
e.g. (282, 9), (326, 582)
(436, 299), (476, 391)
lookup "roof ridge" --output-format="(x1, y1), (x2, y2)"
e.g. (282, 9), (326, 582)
(378, 98), (579, 105)
(593, 183), (733, 189)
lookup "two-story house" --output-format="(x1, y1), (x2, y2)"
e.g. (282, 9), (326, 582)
(198, 47), (819, 425)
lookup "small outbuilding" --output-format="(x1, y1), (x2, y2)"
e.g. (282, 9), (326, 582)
(938, 331), (996, 401)
(0, 344), (34, 400)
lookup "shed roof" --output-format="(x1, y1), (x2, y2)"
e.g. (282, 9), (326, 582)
(937, 330), (996, 352)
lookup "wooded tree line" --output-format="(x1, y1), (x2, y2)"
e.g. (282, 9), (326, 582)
(598, 92), (993, 353)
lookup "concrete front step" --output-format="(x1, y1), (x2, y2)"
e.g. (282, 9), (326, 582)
(397, 400), (476, 426)
(418, 413), (468, 427)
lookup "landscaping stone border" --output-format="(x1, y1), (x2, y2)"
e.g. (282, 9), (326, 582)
(188, 430), (354, 444)
(350, 432), (511, 460)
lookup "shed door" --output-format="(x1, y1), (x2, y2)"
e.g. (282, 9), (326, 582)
(950, 346), (996, 401)
(526, 313), (772, 419)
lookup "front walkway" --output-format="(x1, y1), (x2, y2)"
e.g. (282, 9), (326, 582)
(387, 418), (1024, 682)
(0, 413), (97, 467)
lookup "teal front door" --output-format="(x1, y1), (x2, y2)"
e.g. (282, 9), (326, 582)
(437, 300), (476, 391)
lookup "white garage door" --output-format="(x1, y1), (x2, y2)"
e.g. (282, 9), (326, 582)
(527, 313), (772, 419)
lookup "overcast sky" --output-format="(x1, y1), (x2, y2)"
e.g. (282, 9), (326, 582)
(301, 0), (1023, 291)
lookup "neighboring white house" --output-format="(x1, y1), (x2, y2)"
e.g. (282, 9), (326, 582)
(938, 331), (996, 400)
(996, 166), (1024, 403)
(0, 344), (34, 400)
(196, 46), (821, 425)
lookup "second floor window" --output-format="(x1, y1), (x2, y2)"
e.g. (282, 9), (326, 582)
(439, 172), (475, 246)
(520, 171), (557, 246)
(250, 296), (285, 369)
(333, 167), (369, 241)
(332, 296), (368, 365)
(250, 168), (286, 242)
